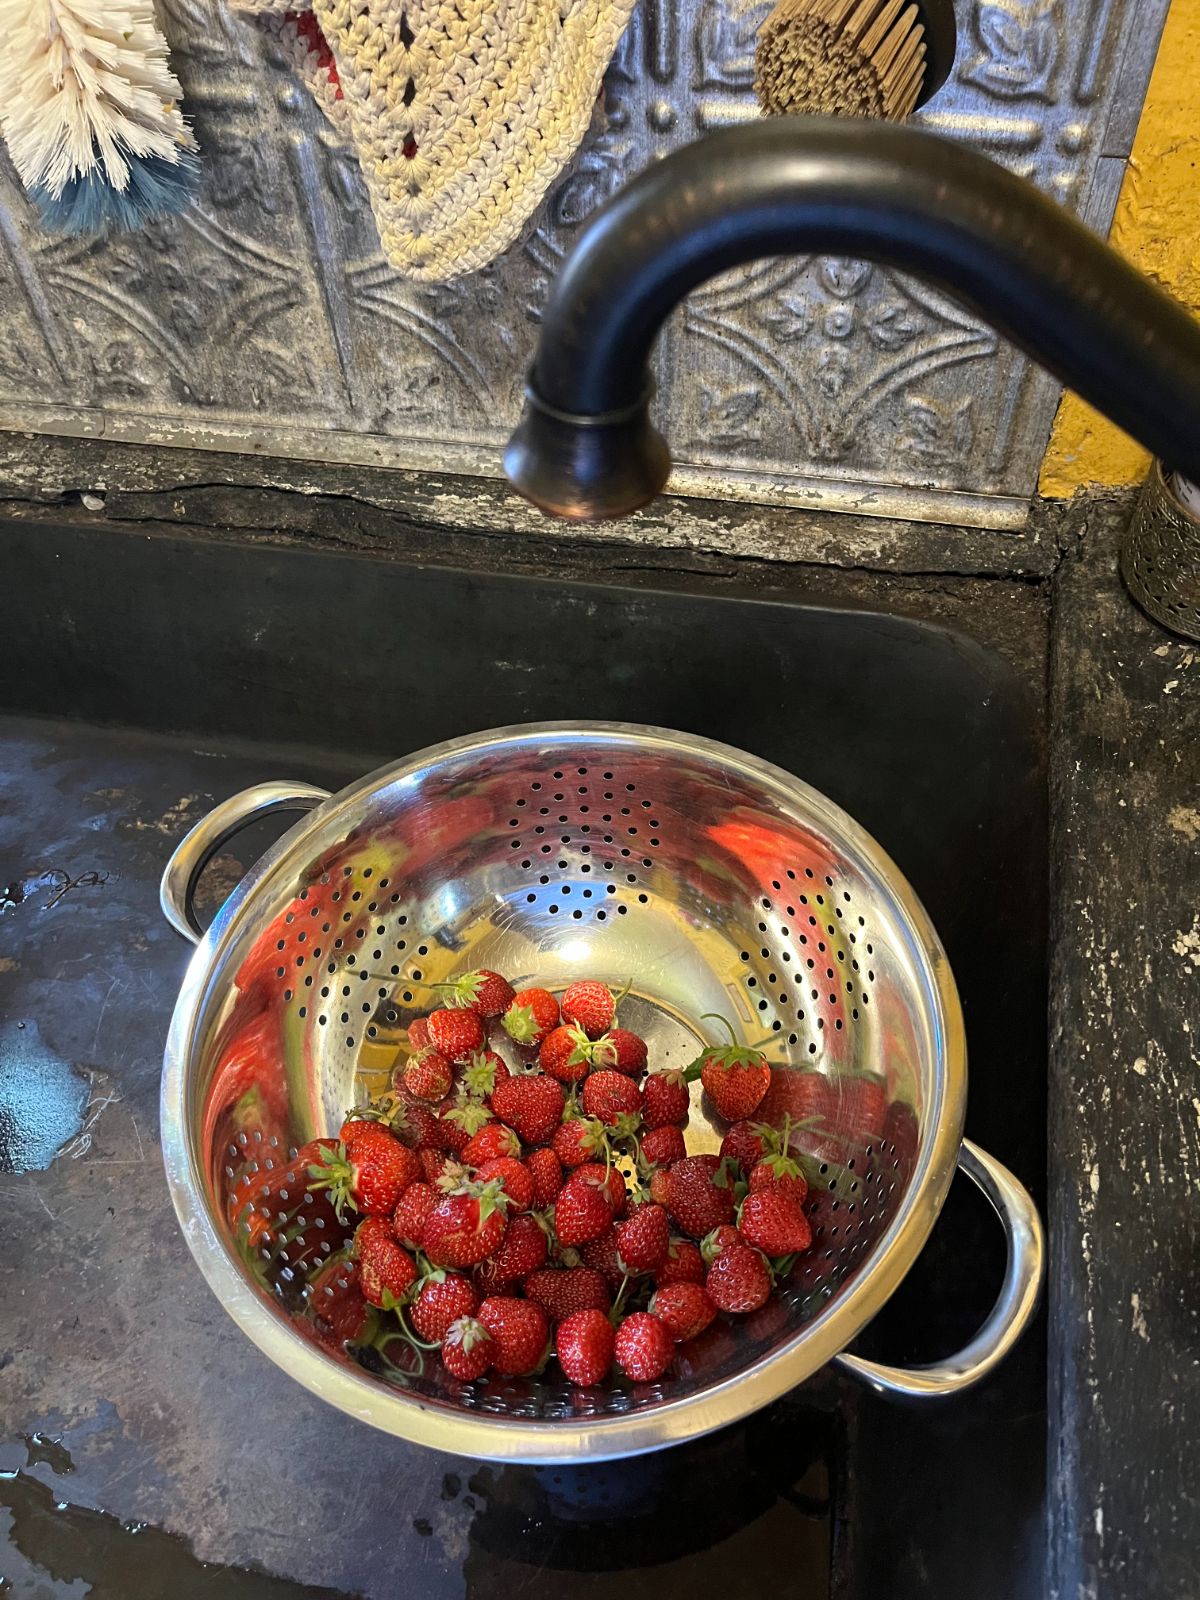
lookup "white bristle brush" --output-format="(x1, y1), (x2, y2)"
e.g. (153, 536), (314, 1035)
(0, 0), (198, 234)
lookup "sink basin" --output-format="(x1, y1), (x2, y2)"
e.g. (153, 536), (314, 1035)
(0, 517), (1047, 1600)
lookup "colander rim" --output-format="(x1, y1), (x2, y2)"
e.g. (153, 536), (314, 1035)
(161, 720), (966, 1461)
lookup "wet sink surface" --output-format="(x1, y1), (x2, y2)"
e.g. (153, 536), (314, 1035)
(0, 521), (1047, 1599)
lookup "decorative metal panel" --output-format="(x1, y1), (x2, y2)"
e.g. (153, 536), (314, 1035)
(0, 0), (1166, 526)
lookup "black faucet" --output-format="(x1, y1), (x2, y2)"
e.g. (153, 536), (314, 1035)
(504, 117), (1200, 521)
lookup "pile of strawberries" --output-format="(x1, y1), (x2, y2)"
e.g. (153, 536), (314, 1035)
(299, 970), (818, 1389)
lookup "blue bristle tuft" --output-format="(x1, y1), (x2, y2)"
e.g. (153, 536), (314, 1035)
(31, 147), (200, 236)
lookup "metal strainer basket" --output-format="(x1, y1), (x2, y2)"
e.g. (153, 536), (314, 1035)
(160, 722), (1042, 1461)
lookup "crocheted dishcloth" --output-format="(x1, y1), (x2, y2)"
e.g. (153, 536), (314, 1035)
(238, 0), (635, 281)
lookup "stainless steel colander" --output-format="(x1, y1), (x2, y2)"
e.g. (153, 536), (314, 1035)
(160, 722), (1043, 1461)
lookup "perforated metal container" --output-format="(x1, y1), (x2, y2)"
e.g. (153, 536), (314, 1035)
(160, 723), (1042, 1461)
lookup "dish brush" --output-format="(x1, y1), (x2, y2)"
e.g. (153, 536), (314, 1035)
(0, 0), (198, 234)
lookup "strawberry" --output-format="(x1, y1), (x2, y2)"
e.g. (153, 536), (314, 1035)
(664, 1155), (736, 1239)
(738, 1191), (813, 1255)
(461, 1049), (510, 1098)
(693, 1026), (771, 1122)
(706, 1243), (771, 1313)
(428, 1007), (485, 1063)
(701, 1223), (741, 1264)
(478, 1296), (550, 1376)
(720, 1120), (773, 1172)
(476, 1155), (534, 1213)
(339, 1116), (377, 1148)
(353, 1215), (417, 1307)
(423, 1183), (509, 1268)
(392, 1180), (437, 1247)
(648, 1168), (671, 1206)
(582, 1070), (642, 1127)
(555, 1172), (615, 1246)
(308, 1125), (420, 1219)
(407, 1015), (433, 1050)
(502, 987), (560, 1046)
(409, 1272), (479, 1343)
(419, 1146), (452, 1185)
(641, 1069), (690, 1129)
(491, 1073), (565, 1145)
(526, 1147), (564, 1207)
(571, 1162), (627, 1216)
(616, 1202), (670, 1272)
(560, 980), (616, 1040)
(597, 1027), (647, 1076)
(614, 1312), (674, 1382)
(649, 1282), (717, 1342)
(552, 1115), (609, 1168)
(640, 1125), (686, 1167)
(441, 1315), (495, 1381)
(433, 969), (514, 1019)
(581, 1226), (625, 1288)
(401, 1047), (453, 1102)
(439, 1097), (493, 1150)
(655, 1237), (705, 1287)
(524, 1265), (611, 1321)
(306, 1253), (370, 1349)
(748, 1149), (808, 1204)
(388, 1101), (443, 1151)
(475, 1212), (548, 1289)
(539, 1023), (596, 1084)
(462, 1123), (521, 1165)
(556, 1308), (615, 1386)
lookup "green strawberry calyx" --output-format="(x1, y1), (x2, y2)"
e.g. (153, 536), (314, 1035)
(683, 1014), (769, 1081)
(429, 971), (488, 1009)
(306, 1141), (358, 1222)
(502, 1001), (544, 1044)
(442, 1096), (493, 1135)
(461, 1051), (501, 1098)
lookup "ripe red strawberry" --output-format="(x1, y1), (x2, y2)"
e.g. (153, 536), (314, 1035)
(389, 1100), (443, 1151)
(401, 1047), (452, 1102)
(433, 969), (515, 1019)
(539, 1023), (595, 1084)
(409, 1272), (479, 1343)
(418, 1147), (449, 1184)
(461, 1049), (510, 1098)
(408, 1015), (433, 1050)
(428, 1007), (485, 1063)
(640, 1125), (686, 1167)
(701, 1223), (741, 1264)
(491, 1073), (565, 1145)
(571, 1162), (627, 1216)
(502, 987), (560, 1046)
(478, 1296), (550, 1376)
(738, 1191), (813, 1255)
(556, 1307), (615, 1386)
(524, 1265), (611, 1321)
(720, 1120), (773, 1172)
(392, 1180), (437, 1247)
(423, 1184), (509, 1268)
(596, 1027), (648, 1076)
(555, 1172), (615, 1246)
(475, 1212), (548, 1289)
(353, 1215), (417, 1307)
(462, 1122), (521, 1165)
(697, 1037), (771, 1122)
(614, 1312), (674, 1382)
(748, 1149), (808, 1204)
(306, 1253), (370, 1349)
(338, 1116), (377, 1149)
(616, 1202), (670, 1272)
(648, 1168), (671, 1206)
(552, 1115), (609, 1168)
(641, 1068), (690, 1129)
(706, 1243), (771, 1312)
(441, 1315), (495, 1381)
(649, 1282), (717, 1342)
(476, 1155), (534, 1213)
(581, 1226), (625, 1288)
(560, 980), (616, 1040)
(527, 1146), (564, 1207)
(308, 1124), (420, 1218)
(655, 1237), (705, 1286)
(582, 1070), (643, 1127)
(665, 1154), (736, 1239)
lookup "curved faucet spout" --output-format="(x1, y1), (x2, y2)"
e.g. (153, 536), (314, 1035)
(504, 117), (1200, 520)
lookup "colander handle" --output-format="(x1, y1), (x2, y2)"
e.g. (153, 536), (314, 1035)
(834, 1138), (1044, 1399)
(160, 782), (331, 942)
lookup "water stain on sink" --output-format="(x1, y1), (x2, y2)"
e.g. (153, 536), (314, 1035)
(0, 1018), (90, 1174)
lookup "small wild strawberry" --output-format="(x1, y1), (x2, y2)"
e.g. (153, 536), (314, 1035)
(720, 1120), (774, 1172)
(539, 1023), (595, 1084)
(502, 987), (560, 1047)
(616, 1202), (670, 1272)
(474, 1212), (548, 1289)
(409, 1272), (479, 1343)
(654, 1237), (705, 1286)
(423, 1182), (509, 1268)
(701, 1223), (741, 1264)
(353, 1215), (418, 1307)
(664, 1154), (736, 1239)
(614, 1312), (674, 1382)
(748, 1147), (808, 1204)
(475, 1155), (534, 1213)
(308, 1124), (420, 1219)
(491, 1073), (565, 1145)
(441, 1314), (494, 1381)
(524, 1265), (611, 1321)
(571, 1161), (627, 1216)
(407, 1015), (433, 1050)
(649, 1281), (717, 1342)
(556, 1308), (615, 1386)
(428, 1007), (485, 1063)
(439, 1097), (493, 1151)
(555, 1172), (616, 1246)
(478, 1295), (550, 1376)
(581, 1226), (625, 1288)
(706, 1243), (771, 1313)
(526, 1146), (564, 1207)
(738, 1190), (813, 1255)
(582, 1069), (642, 1127)
(691, 1021), (771, 1121)
(552, 1115), (609, 1168)
(392, 1180), (437, 1247)
(596, 1027), (648, 1077)
(641, 1068), (690, 1129)
(462, 1122), (521, 1165)
(640, 1125), (686, 1167)
(433, 969), (514, 1019)
(401, 1046), (453, 1102)
(560, 980), (616, 1040)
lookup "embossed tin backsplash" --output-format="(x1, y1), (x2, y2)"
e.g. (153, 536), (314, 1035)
(0, 0), (1166, 527)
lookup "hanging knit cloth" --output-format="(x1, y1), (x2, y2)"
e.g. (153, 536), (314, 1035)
(238, 0), (635, 282)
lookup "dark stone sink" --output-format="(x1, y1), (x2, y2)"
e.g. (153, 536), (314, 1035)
(0, 519), (1047, 1599)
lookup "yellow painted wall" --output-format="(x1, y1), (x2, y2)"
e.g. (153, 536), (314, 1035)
(1039, 0), (1200, 496)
